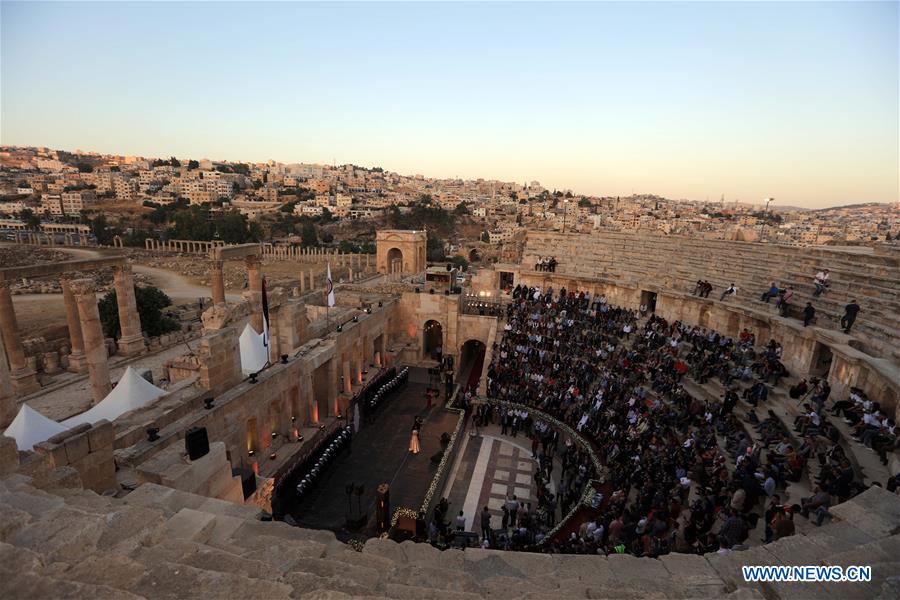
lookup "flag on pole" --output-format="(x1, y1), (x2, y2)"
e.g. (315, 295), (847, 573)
(261, 278), (270, 347)
(326, 263), (335, 307)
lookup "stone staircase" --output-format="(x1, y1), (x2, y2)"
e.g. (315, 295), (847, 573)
(1, 471), (898, 599)
(522, 232), (900, 358)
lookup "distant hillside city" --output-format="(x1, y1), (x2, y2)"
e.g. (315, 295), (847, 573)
(1, 146), (897, 254)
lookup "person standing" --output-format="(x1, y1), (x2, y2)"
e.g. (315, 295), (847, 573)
(480, 506), (492, 542)
(803, 302), (816, 327)
(813, 269), (830, 296)
(841, 300), (860, 333)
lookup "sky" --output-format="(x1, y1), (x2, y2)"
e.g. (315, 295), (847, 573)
(2, 1), (898, 208)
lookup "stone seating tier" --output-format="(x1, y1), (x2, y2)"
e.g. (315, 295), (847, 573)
(522, 232), (900, 357)
(1, 473), (898, 599)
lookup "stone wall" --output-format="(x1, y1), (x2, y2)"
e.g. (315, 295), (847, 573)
(522, 231), (900, 358)
(33, 419), (116, 493)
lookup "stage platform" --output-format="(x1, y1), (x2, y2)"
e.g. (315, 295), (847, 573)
(287, 380), (460, 537)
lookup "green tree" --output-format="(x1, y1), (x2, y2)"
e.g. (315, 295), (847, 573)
(450, 255), (469, 271)
(321, 231), (334, 244)
(338, 240), (356, 253)
(187, 160), (200, 170)
(480, 231), (490, 243)
(454, 202), (468, 215)
(98, 285), (180, 339)
(76, 162), (93, 173)
(170, 205), (213, 240)
(320, 207), (334, 222)
(214, 210), (256, 244)
(20, 208), (41, 230)
(170, 157), (181, 167)
(578, 198), (592, 207)
(89, 215), (118, 245)
(426, 235), (446, 261)
(300, 221), (318, 247)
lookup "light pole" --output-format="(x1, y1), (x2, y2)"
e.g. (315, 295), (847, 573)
(761, 197), (774, 241)
(562, 198), (570, 233)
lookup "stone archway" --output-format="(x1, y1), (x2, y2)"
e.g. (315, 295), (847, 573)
(423, 319), (443, 361)
(458, 339), (487, 392)
(387, 247), (403, 273)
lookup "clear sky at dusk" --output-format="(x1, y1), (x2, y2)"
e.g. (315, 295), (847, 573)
(2, 1), (897, 208)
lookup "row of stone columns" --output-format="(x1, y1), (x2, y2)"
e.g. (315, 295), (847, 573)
(0, 263), (146, 402)
(144, 239), (224, 253)
(13, 232), (91, 247)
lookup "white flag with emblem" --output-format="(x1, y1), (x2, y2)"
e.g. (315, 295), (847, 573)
(326, 263), (335, 307)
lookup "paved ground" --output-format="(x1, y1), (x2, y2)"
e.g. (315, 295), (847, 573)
(443, 423), (557, 532)
(285, 381), (459, 536)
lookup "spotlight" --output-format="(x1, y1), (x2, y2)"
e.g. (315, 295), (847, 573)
(248, 449), (255, 457)
(415, 287), (420, 293)
(337, 412), (344, 419)
(269, 452), (277, 460)
(291, 416), (296, 422)
(319, 424), (326, 430)
(271, 431), (278, 438)
(336, 325), (343, 332)
(249, 372), (258, 384)
(366, 307), (372, 314)
(352, 316), (358, 322)
(298, 435), (304, 441)
(281, 354), (289, 364)
(146, 427), (160, 442)
(378, 301), (383, 307)
(203, 397), (215, 410)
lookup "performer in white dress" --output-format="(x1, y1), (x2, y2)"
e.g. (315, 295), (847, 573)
(409, 429), (420, 454)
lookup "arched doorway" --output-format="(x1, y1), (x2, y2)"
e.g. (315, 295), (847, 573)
(423, 320), (443, 361)
(468, 248), (481, 262)
(459, 339), (486, 392)
(387, 247), (403, 273)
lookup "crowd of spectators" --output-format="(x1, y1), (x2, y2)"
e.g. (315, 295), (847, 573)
(442, 283), (894, 558)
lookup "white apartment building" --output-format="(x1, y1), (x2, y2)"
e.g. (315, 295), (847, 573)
(61, 190), (97, 216)
(114, 178), (138, 200)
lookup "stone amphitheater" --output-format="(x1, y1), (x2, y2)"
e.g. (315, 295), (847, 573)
(1, 230), (898, 599)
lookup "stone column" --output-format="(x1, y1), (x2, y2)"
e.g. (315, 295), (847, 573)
(114, 264), (146, 356)
(60, 278), (88, 373)
(0, 328), (15, 428)
(0, 280), (40, 397)
(246, 255), (264, 334)
(299, 274), (306, 293)
(71, 279), (111, 404)
(210, 259), (226, 305)
(342, 360), (352, 394)
(328, 358), (339, 417)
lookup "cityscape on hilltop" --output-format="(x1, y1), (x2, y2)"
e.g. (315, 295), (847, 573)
(2, 145), (897, 252)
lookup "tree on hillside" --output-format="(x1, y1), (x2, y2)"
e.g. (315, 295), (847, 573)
(426, 235), (446, 261)
(20, 208), (41, 230)
(187, 160), (199, 170)
(76, 162), (93, 173)
(214, 210), (259, 244)
(98, 285), (180, 339)
(481, 231), (490, 243)
(300, 221), (318, 247)
(454, 202), (468, 216)
(170, 205), (213, 240)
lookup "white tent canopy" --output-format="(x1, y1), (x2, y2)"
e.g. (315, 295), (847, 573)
(3, 404), (70, 451)
(62, 366), (166, 428)
(239, 323), (268, 375)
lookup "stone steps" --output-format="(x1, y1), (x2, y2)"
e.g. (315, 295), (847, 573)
(1, 472), (898, 599)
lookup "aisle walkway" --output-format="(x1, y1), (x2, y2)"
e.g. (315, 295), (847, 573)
(288, 382), (459, 535)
